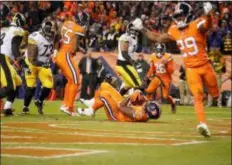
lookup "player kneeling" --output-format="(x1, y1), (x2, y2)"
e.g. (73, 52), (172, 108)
(77, 75), (161, 122)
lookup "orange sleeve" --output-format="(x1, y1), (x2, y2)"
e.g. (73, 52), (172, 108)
(166, 60), (174, 74)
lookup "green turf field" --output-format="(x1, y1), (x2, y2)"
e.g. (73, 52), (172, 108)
(1, 100), (231, 165)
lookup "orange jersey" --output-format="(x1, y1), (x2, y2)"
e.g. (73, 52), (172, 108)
(60, 21), (85, 52)
(168, 16), (209, 68)
(147, 53), (174, 80)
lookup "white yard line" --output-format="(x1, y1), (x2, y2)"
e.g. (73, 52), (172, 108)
(1, 146), (108, 159)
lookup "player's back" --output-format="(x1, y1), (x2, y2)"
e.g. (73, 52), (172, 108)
(59, 20), (85, 53)
(0, 26), (24, 59)
(168, 17), (209, 68)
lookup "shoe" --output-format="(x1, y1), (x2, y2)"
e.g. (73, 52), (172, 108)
(171, 102), (176, 114)
(197, 123), (211, 138)
(60, 108), (72, 116)
(3, 109), (14, 116)
(60, 105), (68, 111)
(35, 100), (44, 115)
(77, 108), (94, 117)
(83, 98), (95, 107)
(22, 107), (29, 114)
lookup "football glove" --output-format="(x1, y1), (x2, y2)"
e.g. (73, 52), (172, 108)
(203, 2), (213, 15)
(132, 18), (143, 31)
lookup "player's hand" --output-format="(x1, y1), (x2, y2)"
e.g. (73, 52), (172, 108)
(132, 18), (143, 31)
(203, 2), (213, 15)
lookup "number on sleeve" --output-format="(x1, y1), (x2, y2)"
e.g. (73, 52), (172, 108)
(0, 33), (6, 45)
(61, 26), (73, 44)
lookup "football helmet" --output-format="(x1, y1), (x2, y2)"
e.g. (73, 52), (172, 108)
(11, 13), (26, 27)
(41, 19), (57, 39)
(154, 43), (166, 58)
(126, 23), (139, 38)
(144, 101), (161, 119)
(172, 2), (194, 29)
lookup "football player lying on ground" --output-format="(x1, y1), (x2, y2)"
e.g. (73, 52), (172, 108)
(77, 75), (161, 122)
(145, 43), (176, 113)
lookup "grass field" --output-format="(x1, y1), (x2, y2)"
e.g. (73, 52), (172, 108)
(1, 100), (231, 165)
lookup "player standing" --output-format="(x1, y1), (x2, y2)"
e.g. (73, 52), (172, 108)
(22, 19), (57, 115)
(133, 2), (218, 137)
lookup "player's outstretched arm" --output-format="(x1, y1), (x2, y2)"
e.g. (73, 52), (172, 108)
(132, 18), (172, 43)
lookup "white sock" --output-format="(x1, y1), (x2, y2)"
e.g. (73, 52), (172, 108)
(4, 101), (12, 109)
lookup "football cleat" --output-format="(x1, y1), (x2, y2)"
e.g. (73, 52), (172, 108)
(197, 123), (211, 138)
(77, 108), (94, 117)
(34, 100), (44, 115)
(3, 109), (14, 116)
(22, 106), (29, 114)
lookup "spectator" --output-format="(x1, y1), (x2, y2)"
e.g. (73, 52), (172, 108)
(96, 58), (107, 88)
(101, 23), (119, 51)
(27, 2), (41, 32)
(78, 49), (98, 101)
(223, 31), (232, 54)
(208, 24), (225, 51)
(134, 54), (149, 81)
(207, 49), (226, 107)
(179, 65), (192, 105)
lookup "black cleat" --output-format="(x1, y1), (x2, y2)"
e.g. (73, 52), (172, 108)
(3, 109), (14, 116)
(22, 107), (29, 114)
(171, 102), (176, 114)
(35, 100), (44, 115)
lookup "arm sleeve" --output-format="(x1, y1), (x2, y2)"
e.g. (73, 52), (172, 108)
(166, 60), (174, 74)
(11, 36), (23, 58)
(146, 62), (156, 78)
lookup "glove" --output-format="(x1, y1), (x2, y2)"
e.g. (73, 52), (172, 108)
(132, 18), (143, 31)
(203, 2), (213, 15)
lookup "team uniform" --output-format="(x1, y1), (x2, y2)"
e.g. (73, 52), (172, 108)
(168, 16), (219, 126)
(146, 53), (174, 103)
(22, 28), (55, 114)
(55, 20), (85, 113)
(0, 26), (24, 92)
(24, 31), (54, 89)
(80, 82), (149, 122)
(116, 33), (142, 89)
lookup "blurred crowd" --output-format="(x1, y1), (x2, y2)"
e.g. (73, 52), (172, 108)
(3, 1), (232, 54)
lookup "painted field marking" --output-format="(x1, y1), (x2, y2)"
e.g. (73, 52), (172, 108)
(1, 146), (108, 159)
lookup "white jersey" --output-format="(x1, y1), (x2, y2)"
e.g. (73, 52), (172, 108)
(0, 26), (25, 59)
(117, 33), (138, 61)
(26, 31), (54, 64)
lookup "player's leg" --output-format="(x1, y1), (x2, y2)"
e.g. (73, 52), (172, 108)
(23, 58), (38, 113)
(162, 80), (176, 113)
(4, 68), (22, 113)
(116, 65), (141, 95)
(145, 77), (161, 100)
(202, 63), (219, 105)
(99, 91), (121, 121)
(186, 67), (210, 137)
(36, 67), (54, 114)
(0, 54), (15, 99)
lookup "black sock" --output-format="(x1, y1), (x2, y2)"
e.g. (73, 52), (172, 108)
(0, 87), (14, 99)
(119, 87), (129, 96)
(24, 87), (36, 107)
(38, 87), (51, 103)
(7, 86), (19, 102)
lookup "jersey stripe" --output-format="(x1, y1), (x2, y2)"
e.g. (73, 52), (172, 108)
(197, 19), (206, 29)
(66, 53), (78, 84)
(100, 97), (117, 121)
